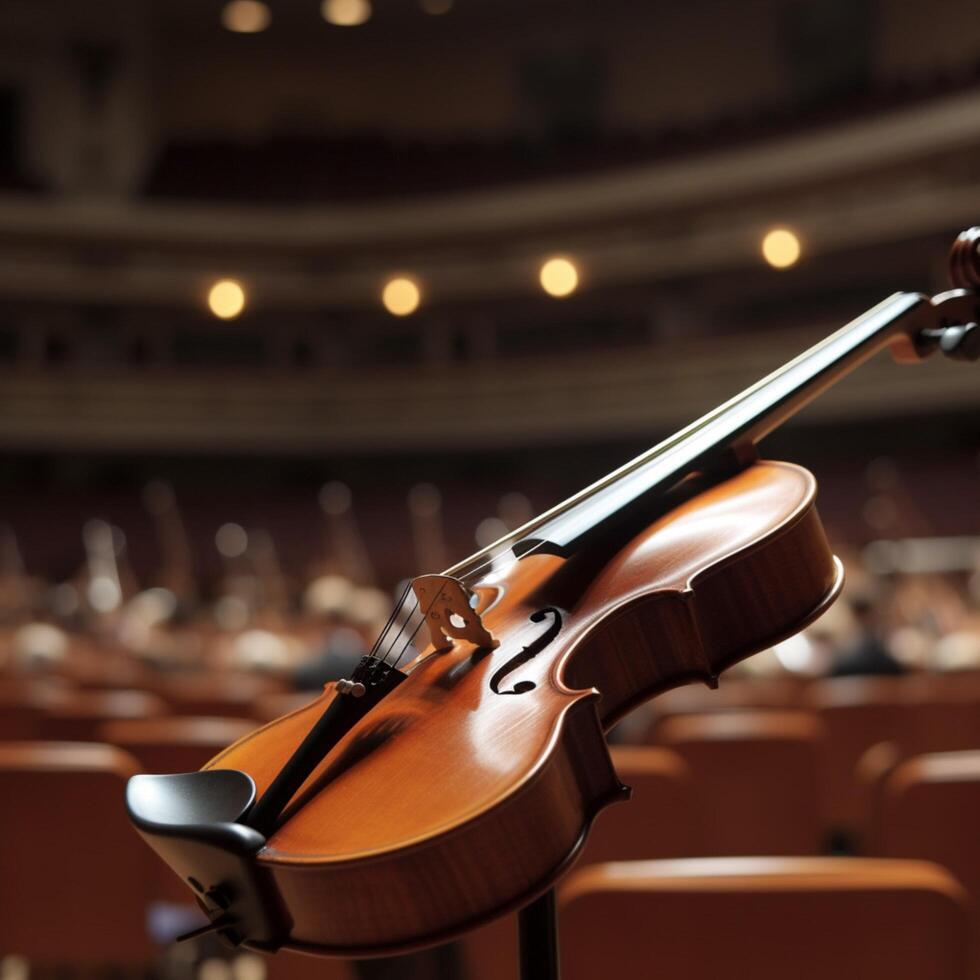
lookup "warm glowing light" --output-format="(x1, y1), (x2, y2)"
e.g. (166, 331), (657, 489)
(215, 522), (248, 558)
(88, 576), (122, 614)
(221, 0), (271, 33)
(208, 279), (246, 319)
(322, 0), (372, 26)
(420, 0), (454, 13)
(761, 228), (801, 269)
(772, 633), (814, 673)
(382, 277), (421, 316)
(198, 959), (233, 980)
(539, 257), (579, 298)
(231, 954), (266, 980)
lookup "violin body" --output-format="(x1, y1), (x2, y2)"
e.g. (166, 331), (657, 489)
(204, 460), (841, 955)
(125, 231), (979, 958)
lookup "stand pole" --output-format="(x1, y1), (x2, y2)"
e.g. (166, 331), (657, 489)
(518, 888), (560, 980)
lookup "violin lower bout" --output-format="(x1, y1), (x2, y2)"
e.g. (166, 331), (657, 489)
(267, 691), (624, 956)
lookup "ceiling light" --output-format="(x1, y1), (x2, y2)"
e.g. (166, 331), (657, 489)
(322, 0), (372, 26)
(221, 0), (271, 33)
(208, 279), (246, 319)
(539, 257), (579, 298)
(761, 228), (801, 269)
(382, 277), (421, 316)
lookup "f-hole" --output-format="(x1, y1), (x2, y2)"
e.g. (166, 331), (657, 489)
(489, 607), (562, 696)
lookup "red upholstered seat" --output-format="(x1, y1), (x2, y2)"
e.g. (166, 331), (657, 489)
(873, 750), (980, 927)
(0, 742), (156, 967)
(654, 710), (824, 854)
(39, 688), (169, 741)
(560, 857), (976, 980)
(807, 676), (913, 833)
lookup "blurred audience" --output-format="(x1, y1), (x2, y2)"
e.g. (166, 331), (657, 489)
(830, 596), (905, 677)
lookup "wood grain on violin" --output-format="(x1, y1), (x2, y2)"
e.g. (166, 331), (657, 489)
(203, 462), (839, 954)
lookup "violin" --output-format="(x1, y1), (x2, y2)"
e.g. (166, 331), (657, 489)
(126, 229), (980, 958)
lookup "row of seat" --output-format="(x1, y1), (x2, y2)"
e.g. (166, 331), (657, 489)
(4, 669), (978, 756)
(166, 858), (980, 980)
(5, 680), (975, 856)
(36, 699), (979, 861)
(2, 737), (977, 976)
(2, 670), (978, 979)
(462, 743), (980, 980)
(0, 676), (315, 742)
(645, 674), (980, 835)
(556, 857), (977, 980)
(463, 858), (978, 980)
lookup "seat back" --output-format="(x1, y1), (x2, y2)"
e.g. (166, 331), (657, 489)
(99, 715), (257, 773)
(160, 673), (285, 720)
(643, 676), (804, 742)
(875, 751), (980, 905)
(808, 676), (913, 832)
(0, 742), (154, 966)
(656, 710), (823, 854)
(854, 739), (903, 843)
(0, 678), (69, 739)
(40, 689), (169, 741)
(903, 674), (980, 755)
(580, 746), (702, 865)
(560, 857), (976, 980)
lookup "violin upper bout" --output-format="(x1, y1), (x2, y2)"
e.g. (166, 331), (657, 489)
(561, 461), (840, 728)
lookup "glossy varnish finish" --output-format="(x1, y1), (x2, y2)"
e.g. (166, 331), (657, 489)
(206, 460), (841, 955)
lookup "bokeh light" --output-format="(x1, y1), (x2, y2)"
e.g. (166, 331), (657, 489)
(420, 0), (454, 13)
(215, 522), (249, 558)
(539, 257), (579, 298)
(382, 277), (421, 316)
(221, 0), (271, 33)
(322, 0), (372, 26)
(761, 228), (802, 269)
(208, 279), (247, 320)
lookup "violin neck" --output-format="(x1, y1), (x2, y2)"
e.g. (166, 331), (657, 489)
(471, 291), (930, 566)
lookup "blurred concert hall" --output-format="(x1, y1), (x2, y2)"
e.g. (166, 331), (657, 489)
(0, 1), (979, 978)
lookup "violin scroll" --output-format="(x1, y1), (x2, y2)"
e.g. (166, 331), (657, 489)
(948, 226), (980, 290)
(913, 228), (980, 362)
(895, 227), (980, 364)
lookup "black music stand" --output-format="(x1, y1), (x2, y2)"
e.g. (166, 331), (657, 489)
(518, 889), (560, 980)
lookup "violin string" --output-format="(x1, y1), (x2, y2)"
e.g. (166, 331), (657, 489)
(366, 548), (498, 671)
(442, 318), (861, 585)
(376, 593), (421, 668)
(367, 584), (412, 660)
(384, 554), (502, 671)
(386, 536), (553, 673)
(361, 526), (551, 680)
(385, 578), (452, 672)
(458, 534), (548, 589)
(388, 610), (431, 672)
(365, 580), (414, 662)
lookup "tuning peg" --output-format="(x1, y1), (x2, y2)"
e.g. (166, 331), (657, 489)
(938, 322), (980, 361)
(919, 322), (980, 362)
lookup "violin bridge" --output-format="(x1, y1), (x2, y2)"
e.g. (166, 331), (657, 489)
(411, 574), (498, 652)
